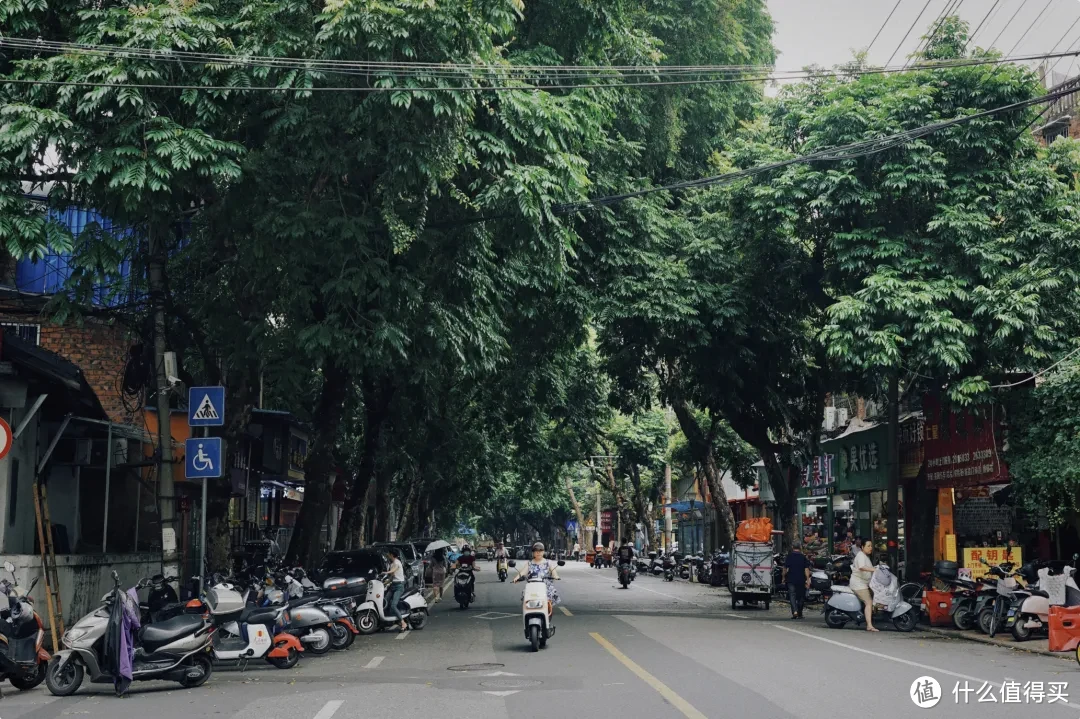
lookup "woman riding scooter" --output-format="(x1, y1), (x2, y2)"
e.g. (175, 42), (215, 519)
(512, 543), (561, 602)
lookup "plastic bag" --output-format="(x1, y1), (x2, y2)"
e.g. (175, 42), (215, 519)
(1040, 567), (1070, 606)
(735, 517), (773, 543)
(869, 565), (900, 612)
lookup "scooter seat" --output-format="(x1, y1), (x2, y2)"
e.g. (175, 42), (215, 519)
(401, 588), (419, 600)
(1030, 589), (1050, 599)
(241, 606), (279, 627)
(287, 595), (320, 608)
(140, 614), (204, 652)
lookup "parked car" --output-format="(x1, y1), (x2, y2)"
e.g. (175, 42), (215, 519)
(319, 549), (388, 583)
(373, 542), (425, 590)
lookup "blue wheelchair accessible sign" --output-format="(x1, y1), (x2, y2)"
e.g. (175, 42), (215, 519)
(186, 437), (222, 479)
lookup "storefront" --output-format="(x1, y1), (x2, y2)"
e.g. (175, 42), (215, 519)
(921, 394), (1012, 568)
(797, 421), (899, 563)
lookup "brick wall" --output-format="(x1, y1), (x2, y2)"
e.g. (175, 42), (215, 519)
(0, 307), (137, 425)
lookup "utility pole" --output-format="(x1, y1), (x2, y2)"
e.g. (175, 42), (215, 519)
(664, 463), (673, 552)
(595, 480), (602, 548)
(148, 226), (179, 580)
(887, 373), (900, 574)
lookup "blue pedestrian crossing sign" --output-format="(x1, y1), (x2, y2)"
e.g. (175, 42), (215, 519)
(186, 437), (222, 479)
(188, 386), (225, 427)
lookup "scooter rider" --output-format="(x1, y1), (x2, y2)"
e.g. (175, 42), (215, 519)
(494, 543), (509, 561)
(512, 543), (561, 603)
(617, 540), (635, 570)
(453, 545), (480, 597)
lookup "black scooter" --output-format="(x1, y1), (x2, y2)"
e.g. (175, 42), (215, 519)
(454, 567), (475, 609)
(0, 561), (50, 693)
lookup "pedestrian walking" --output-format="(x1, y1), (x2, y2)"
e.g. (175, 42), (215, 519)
(782, 542), (811, 619)
(432, 549), (447, 602)
(386, 547), (408, 631)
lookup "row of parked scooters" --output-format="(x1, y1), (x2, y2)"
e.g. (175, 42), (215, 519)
(16, 559), (431, 697)
(915, 555), (1080, 641)
(592, 549), (731, 586)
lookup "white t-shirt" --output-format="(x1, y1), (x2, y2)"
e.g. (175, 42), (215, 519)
(849, 551), (873, 591)
(389, 558), (405, 583)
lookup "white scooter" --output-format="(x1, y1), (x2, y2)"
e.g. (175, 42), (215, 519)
(510, 559), (564, 651)
(1008, 558), (1080, 641)
(823, 564), (918, 632)
(352, 573), (429, 634)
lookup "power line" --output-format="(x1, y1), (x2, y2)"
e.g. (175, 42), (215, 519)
(2, 46), (1077, 93)
(553, 83), (1080, 214)
(886, 0), (935, 67)
(910, 0), (963, 66)
(989, 0), (1031, 50)
(1007, 0), (1057, 57)
(867, 0), (907, 57)
(991, 346), (1080, 387)
(968, 0), (1003, 48)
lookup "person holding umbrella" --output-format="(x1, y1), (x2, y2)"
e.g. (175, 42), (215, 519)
(425, 540), (452, 603)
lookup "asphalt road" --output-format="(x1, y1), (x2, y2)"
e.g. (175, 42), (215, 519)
(4, 560), (1080, 719)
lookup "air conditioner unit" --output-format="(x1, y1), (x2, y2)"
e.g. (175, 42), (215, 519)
(837, 408), (850, 427)
(823, 407), (837, 431)
(74, 438), (92, 465)
(112, 438), (129, 466)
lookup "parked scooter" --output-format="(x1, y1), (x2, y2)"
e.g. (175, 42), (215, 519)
(975, 559), (1022, 637)
(514, 559), (564, 651)
(1007, 556), (1080, 641)
(256, 572), (336, 655)
(710, 550), (730, 587)
(453, 566), (476, 609)
(353, 572), (429, 633)
(203, 578), (304, 669)
(0, 562), (50, 692)
(286, 569), (360, 651)
(678, 555), (692, 580)
(46, 571), (214, 696)
(823, 564), (918, 632)
(663, 554), (677, 582)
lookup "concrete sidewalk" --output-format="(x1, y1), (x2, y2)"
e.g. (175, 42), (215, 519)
(923, 623), (1074, 661)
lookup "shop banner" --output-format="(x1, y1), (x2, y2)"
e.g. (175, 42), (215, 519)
(801, 454), (836, 496)
(899, 417), (925, 480)
(962, 546), (1021, 580)
(923, 394), (1008, 488)
(601, 511), (613, 531)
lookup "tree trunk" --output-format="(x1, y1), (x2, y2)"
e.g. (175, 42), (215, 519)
(669, 397), (736, 549)
(336, 372), (392, 549)
(563, 474), (586, 548)
(628, 464), (653, 549)
(285, 359), (349, 568)
(374, 469), (391, 542)
(760, 451), (797, 551)
(396, 473), (421, 540)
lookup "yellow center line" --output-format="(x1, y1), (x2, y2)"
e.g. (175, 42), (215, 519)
(589, 632), (707, 719)
(559, 606), (573, 616)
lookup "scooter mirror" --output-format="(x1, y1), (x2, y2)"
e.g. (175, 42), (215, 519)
(3, 562), (13, 573)
(508, 561), (516, 567)
(557, 560), (566, 566)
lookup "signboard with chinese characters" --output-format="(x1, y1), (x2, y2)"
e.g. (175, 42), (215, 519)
(924, 394), (1009, 488)
(801, 454), (835, 489)
(900, 417), (925, 480)
(962, 546), (1021, 580)
(843, 441), (880, 475)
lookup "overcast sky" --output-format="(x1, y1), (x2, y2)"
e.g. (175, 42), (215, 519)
(768, 0), (1080, 86)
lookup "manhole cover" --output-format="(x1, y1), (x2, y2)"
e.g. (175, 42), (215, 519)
(479, 679), (543, 689)
(447, 663), (504, 672)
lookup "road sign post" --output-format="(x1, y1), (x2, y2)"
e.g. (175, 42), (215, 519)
(188, 386), (224, 592)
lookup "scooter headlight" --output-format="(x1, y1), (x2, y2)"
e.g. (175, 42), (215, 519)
(63, 627), (89, 647)
(525, 599), (545, 610)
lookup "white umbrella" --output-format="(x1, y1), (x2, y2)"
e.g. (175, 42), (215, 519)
(425, 540), (451, 553)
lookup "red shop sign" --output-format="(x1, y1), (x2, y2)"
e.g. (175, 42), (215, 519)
(922, 394), (1008, 488)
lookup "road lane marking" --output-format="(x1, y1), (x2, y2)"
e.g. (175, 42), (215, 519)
(559, 606), (573, 616)
(723, 613), (745, 618)
(484, 690), (520, 696)
(590, 632), (707, 719)
(771, 625), (1080, 711)
(312, 701), (344, 719)
(396, 629), (411, 641)
(364, 656), (384, 669)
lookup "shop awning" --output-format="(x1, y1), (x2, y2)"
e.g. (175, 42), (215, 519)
(663, 500), (706, 512)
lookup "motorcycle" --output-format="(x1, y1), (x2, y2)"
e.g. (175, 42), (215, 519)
(0, 562), (50, 692)
(678, 555), (692, 580)
(618, 561), (634, 588)
(823, 564), (918, 632)
(1007, 556), (1080, 641)
(256, 572), (336, 655)
(663, 554), (677, 582)
(497, 557), (509, 582)
(710, 551), (730, 587)
(515, 560), (564, 651)
(46, 571), (214, 696)
(453, 566), (476, 609)
(352, 573), (430, 633)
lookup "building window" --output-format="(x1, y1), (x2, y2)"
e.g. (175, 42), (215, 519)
(1044, 124), (1070, 144)
(0, 323), (40, 345)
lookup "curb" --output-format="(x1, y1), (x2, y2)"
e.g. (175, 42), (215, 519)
(922, 626), (1073, 662)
